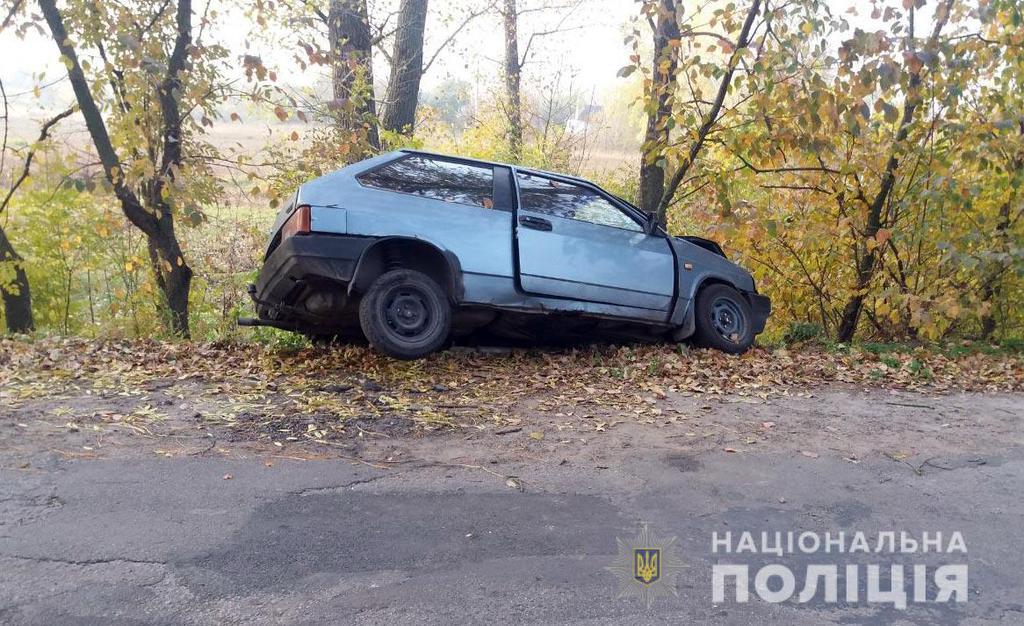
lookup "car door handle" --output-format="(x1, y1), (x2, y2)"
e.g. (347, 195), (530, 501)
(519, 215), (552, 231)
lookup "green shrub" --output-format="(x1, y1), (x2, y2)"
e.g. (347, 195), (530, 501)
(783, 322), (823, 344)
(1000, 338), (1024, 354)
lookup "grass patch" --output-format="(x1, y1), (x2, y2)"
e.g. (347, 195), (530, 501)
(783, 322), (824, 344)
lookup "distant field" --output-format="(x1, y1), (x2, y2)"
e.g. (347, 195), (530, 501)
(5, 112), (640, 203)
(6, 112), (300, 152)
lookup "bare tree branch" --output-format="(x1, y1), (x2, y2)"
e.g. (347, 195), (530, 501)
(0, 77), (7, 181)
(422, 1), (496, 74)
(1, 0), (24, 32)
(653, 0), (762, 228)
(733, 152), (840, 175)
(518, 0), (584, 70)
(0, 107), (75, 215)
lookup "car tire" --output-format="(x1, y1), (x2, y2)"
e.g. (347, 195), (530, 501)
(692, 283), (755, 354)
(358, 269), (451, 360)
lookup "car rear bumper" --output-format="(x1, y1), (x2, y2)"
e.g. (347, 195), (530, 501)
(748, 293), (771, 334)
(251, 234), (374, 320)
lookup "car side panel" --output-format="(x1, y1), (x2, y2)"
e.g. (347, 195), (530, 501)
(296, 158), (516, 304)
(516, 214), (674, 311)
(343, 188), (513, 277)
(460, 273), (669, 323)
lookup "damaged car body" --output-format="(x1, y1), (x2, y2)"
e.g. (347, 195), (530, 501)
(240, 150), (771, 359)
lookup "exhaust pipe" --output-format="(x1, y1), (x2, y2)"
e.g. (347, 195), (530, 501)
(236, 317), (294, 330)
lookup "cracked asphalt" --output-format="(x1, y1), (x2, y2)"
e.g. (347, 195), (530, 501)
(2, 388), (1023, 624)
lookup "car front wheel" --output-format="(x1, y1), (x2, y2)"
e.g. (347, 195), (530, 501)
(692, 283), (755, 354)
(358, 269), (451, 359)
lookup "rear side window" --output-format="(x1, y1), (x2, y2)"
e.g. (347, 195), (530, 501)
(516, 172), (642, 232)
(357, 155), (495, 209)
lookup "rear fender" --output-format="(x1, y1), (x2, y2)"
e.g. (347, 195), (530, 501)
(349, 236), (464, 302)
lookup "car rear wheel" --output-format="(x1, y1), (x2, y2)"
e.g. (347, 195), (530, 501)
(692, 283), (755, 354)
(358, 269), (451, 360)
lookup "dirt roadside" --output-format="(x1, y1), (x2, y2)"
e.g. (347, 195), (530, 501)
(3, 371), (1020, 478)
(2, 338), (1021, 470)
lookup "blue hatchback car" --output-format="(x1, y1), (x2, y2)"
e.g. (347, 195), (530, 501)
(241, 150), (770, 359)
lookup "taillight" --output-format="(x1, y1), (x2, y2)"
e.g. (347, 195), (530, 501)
(281, 205), (311, 239)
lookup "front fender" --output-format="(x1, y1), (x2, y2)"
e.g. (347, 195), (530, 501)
(667, 237), (760, 338)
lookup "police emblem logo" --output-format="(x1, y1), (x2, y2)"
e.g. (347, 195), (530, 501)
(635, 548), (660, 584)
(606, 523), (681, 607)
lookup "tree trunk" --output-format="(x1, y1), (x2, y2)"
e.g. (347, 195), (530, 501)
(836, 253), (875, 343)
(639, 0), (680, 221)
(150, 0), (195, 336)
(0, 226), (33, 334)
(379, 0), (428, 135)
(979, 199), (1013, 339)
(39, 0), (196, 337)
(979, 121), (1021, 340)
(328, 0), (379, 150)
(502, 0), (523, 161)
(145, 218), (193, 336)
(835, 0), (953, 342)
(0, 102), (72, 335)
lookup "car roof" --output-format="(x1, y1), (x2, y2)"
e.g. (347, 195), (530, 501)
(397, 149), (596, 187)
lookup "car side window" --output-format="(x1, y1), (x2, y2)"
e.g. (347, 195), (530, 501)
(516, 172), (641, 232)
(358, 155), (495, 209)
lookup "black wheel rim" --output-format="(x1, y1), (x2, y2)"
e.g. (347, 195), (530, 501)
(382, 285), (432, 339)
(711, 296), (747, 343)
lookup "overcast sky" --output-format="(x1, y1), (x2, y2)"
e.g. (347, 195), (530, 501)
(0, 0), (635, 116)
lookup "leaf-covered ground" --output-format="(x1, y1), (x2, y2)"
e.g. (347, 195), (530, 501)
(1, 338), (1020, 456)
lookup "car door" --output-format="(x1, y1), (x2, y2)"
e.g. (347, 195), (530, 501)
(513, 170), (675, 311)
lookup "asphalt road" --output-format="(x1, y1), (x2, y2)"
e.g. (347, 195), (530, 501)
(2, 441), (1022, 624)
